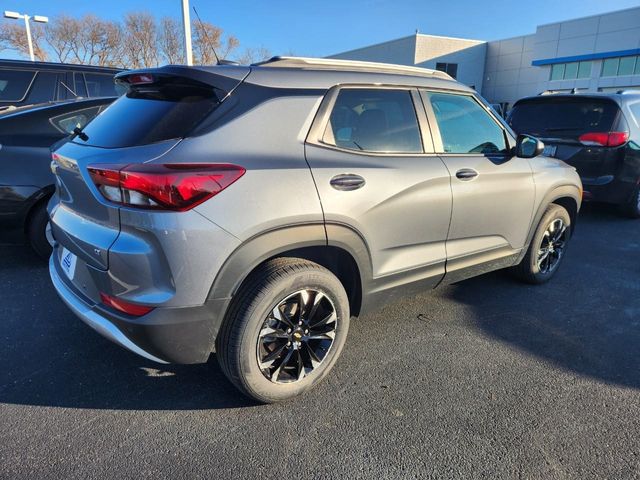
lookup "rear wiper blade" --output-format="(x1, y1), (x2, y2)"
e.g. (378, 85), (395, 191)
(72, 126), (88, 141)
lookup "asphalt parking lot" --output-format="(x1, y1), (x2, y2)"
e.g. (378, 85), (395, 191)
(1, 203), (639, 479)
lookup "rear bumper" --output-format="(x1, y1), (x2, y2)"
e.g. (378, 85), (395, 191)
(581, 175), (637, 204)
(50, 252), (222, 364)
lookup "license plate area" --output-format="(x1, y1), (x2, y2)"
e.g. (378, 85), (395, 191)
(60, 247), (78, 280)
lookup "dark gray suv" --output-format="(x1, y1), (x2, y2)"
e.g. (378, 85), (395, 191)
(48, 57), (582, 402)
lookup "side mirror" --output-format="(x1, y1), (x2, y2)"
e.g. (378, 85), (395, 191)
(515, 134), (544, 158)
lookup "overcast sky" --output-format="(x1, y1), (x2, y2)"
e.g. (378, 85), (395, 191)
(2, 0), (639, 60)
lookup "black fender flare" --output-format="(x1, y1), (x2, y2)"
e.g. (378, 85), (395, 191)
(205, 222), (372, 338)
(516, 184), (581, 264)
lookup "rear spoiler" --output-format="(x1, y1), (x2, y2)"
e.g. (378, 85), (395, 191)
(114, 65), (251, 97)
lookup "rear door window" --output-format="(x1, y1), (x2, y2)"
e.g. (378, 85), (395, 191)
(322, 88), (423, 153)
(508, 98), (619, 138)
(74, 73), (88, 97)
(76, 81), (222, 148)
(84, 73), (117, 97)
(0, 69), (36, 102)
(425, 92), (507, 154)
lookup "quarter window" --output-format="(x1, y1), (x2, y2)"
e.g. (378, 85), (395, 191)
(50, 106), (101, 134)
(322, 89), (423, 154)
(426, 92), (507, 155)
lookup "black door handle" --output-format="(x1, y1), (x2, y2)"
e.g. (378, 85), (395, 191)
(455, 168), (478, 180)
(330, 174), (365, 191)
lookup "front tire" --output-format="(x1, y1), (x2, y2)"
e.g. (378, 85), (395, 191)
(216, 258), (350, 403)
(513, 204), (571, 284)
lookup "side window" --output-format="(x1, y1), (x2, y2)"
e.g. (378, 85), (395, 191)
(84, 73), (117, 97)
(23, 71), (57, 104)
(426, 92), (507, 154)
(50, 106), (101, 134)
(74, 73), (87, 97)
(0, 69), (36, 102)
(322, 88), (423, 154)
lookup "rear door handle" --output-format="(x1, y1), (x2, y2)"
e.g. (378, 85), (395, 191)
(330, 174), (365, 191)
(455, 168), (478, 180)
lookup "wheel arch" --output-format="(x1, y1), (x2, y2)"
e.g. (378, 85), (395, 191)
(517, 184), (581, 264)
(207, 223), (371, 337)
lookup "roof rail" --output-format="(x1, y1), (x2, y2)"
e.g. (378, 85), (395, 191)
(617, 89), (640, 95)
(253, 56), (452, 80)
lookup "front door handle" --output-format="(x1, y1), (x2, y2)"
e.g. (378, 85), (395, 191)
(455, 168), (478, 180)
(330, 173), (365, 191)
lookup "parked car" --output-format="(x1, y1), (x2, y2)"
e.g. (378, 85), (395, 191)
(508, 92), (640, 217)
(0, 59), (121, 112)
(48, 58), (582, 403)
(0, 97), (116, 257)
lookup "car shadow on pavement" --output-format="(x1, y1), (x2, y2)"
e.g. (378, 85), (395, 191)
(442, 203), (640, 390)
(0, 230), (257, 410)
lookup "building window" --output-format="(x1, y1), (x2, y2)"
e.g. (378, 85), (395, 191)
(601, 56), (639, 77)
(550, 61), (592, 81)
(550, 64), (565, 80)
(577, 61), (592, 78)
(435, 62), (458, 79)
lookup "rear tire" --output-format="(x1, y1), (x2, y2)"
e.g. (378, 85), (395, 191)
(512, 204), (571, 284)
(216, 258), (350, 403)
(27, 202), (52, 259)
(619, 187), (640, 219)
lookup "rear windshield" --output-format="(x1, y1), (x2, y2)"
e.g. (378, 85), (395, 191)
(75, 81), (222, 148)
(508, 98), (620, 138)
(0, 69), (36, 102)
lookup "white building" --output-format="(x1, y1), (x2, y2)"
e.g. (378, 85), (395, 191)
(329, 6), (640, 109)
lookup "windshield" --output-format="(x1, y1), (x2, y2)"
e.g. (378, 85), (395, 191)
(508, 97), (620, 138)
(75, 82), (222, 148)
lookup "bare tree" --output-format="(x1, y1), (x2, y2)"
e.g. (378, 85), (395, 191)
(44, 15), (78, 63)
(81, 16), (122, 67)
(45, 15), (122, 67)
(158, 17), (185, 65)
(236, 46), (272, 65)
(0, 11), (252, 70)
(0, 21), (48, 61)
(121, 12), (158, 68)
(192, 20), (239, 65)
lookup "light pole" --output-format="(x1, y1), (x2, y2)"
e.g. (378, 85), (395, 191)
(180, 0), (193, 66)
(3, 11), (49, 62)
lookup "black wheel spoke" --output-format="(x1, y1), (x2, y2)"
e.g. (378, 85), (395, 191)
(259, 342), (288, 370)
(270, 347), (294, 382)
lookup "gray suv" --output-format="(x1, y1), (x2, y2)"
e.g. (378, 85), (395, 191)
(48, 57), (582, 403)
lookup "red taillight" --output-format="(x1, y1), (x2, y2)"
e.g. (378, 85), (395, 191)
(99, 293), (154, 316)
(578, 131), (629, 147)
(127, 73), (155, 85)
(87, 163), (245, 211)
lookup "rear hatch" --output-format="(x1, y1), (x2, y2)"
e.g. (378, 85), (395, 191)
(508, 96), (628, 178)
(50, 65), (249, 270)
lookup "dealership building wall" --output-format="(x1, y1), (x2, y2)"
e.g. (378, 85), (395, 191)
(329, 6), (640, 108)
